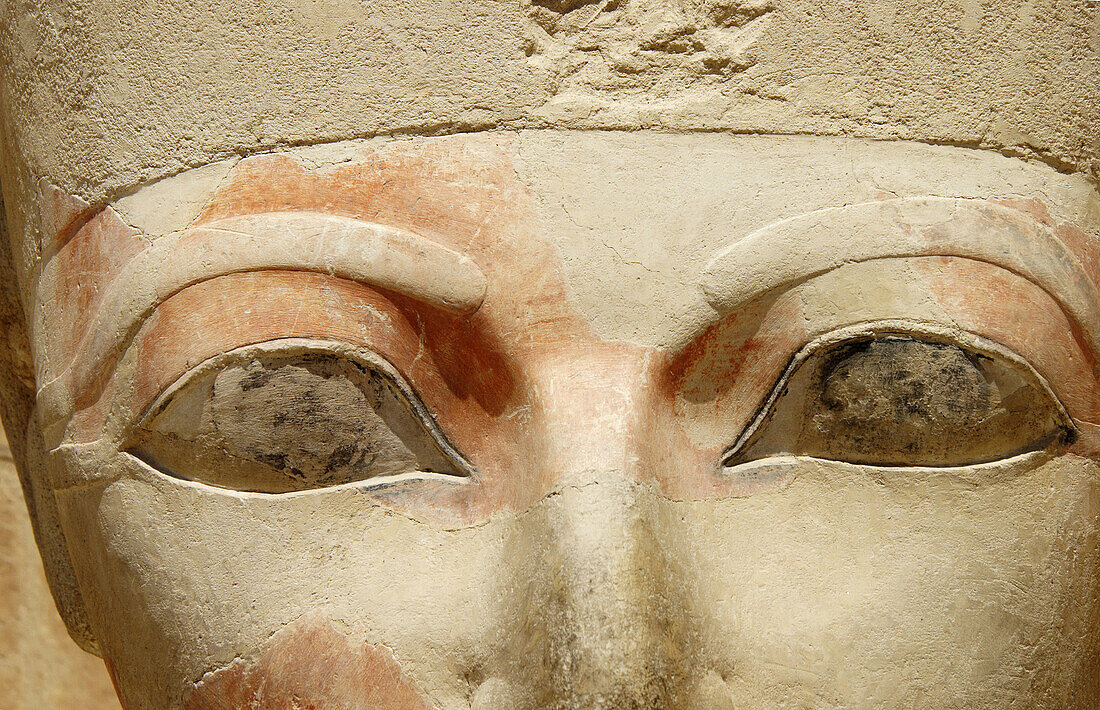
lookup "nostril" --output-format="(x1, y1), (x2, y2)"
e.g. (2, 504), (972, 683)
(461, 664), (487, 698)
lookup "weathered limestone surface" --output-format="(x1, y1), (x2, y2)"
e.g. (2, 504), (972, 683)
(1, 0), (1097, 287)
(0, 1), (1096, 709)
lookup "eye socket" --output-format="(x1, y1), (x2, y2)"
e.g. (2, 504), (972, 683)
(127, 344), (473, 493)
(724, 333), (1076, 469)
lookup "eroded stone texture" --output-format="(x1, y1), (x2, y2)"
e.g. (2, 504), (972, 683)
(0, 0), (1096, 270)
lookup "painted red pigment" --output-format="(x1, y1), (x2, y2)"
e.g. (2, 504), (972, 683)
(113, 141), (630, 523)
(61, 145), (1100, 513)
(658, 293), (806, 442)
(183, 615), (434, 710)
(129, 271), (423, 419)
(39, 184), (99, 253)
(994, 198), (1100, 292)
(388, 294), (521, 420)
(47, 206), (147, 364)
(915, 256), (1100, 423)
(44, 143), (1100, 710)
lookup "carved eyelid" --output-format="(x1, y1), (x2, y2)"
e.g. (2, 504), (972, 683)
(721, 319), (1077, 468)
(131, 337), (477, 480)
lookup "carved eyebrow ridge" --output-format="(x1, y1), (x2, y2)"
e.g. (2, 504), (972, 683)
(36, 211), (487, 439)
(701, 197), (1100, 359)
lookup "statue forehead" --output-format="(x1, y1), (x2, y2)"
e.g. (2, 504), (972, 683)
(29, 131), (1100, 360)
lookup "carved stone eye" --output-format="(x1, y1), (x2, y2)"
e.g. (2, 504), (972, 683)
(128, 346), (471, 493)
(724, 335), (1076, 468)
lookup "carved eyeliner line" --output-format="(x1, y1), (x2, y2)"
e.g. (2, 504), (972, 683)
(719, 318), (1078, 470)
(47, 441), (476, 495)
(718, 449), (1065, 492)
(125, 455), (471, 500)
(344, 351), (478, 481)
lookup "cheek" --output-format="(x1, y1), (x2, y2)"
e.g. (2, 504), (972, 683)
(682, 456), (1100, 705)
(60, 470), (505, 709)
(183, 613), (434, 710)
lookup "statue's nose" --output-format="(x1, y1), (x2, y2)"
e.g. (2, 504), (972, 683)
(536, 471), (682, 708)
(480, 353), (714, 708)
(483, 468), (688, 709)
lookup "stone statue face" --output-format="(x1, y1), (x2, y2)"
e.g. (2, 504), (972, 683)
(1, 0), (1098, 707)
(11, 131), (1098, 708)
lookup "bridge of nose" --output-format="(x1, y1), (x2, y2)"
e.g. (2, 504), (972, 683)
(487, 347), (709, 707)
(529, 347), (655, 484)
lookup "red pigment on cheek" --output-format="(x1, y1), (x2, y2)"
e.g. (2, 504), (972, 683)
(183, 615), (434, 710)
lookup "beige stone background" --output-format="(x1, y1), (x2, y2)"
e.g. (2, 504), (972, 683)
(0, 426), (121, 709)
